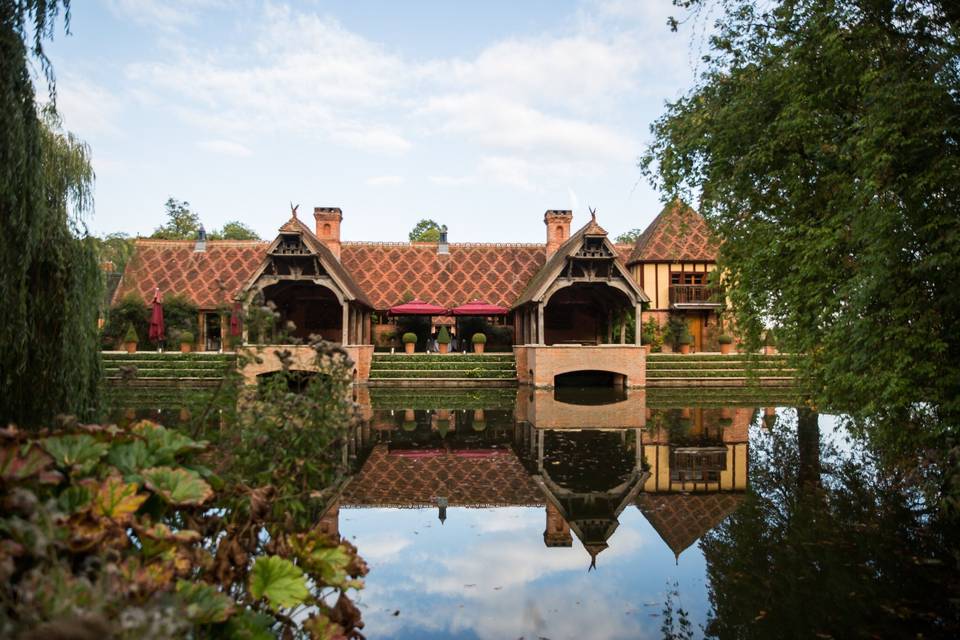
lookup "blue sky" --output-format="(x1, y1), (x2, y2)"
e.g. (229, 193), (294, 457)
(42, 1), (699, 242)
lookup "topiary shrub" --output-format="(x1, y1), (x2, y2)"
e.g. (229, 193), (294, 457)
(472, 333), (487, 344)
(437, 326), (450, 345)
(402, 332), (418, 344)
(124, 324), (139, 343)
(179, 331), (194, 344)
(678, 331), (693, 345)
(718, 334), (734, 344)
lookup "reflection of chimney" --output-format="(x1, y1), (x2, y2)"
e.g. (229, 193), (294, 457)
(317, 500), (340, 540)
(438, 225), (449, 255)
(544, 210), (573, 258)
(543, 502), (572, 547)
(313, 207), (343, 259)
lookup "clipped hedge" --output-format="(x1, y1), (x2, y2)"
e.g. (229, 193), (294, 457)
(369, 369), (516, 379)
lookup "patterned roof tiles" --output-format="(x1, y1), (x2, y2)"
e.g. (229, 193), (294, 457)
(340, 242), (545, 310)
(636, 492), (743, 558)
(112, 239), (268, 308)
(340, 444), (544, 508)
(627, 201), (719, 264)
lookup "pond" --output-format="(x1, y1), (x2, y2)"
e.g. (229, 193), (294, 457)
(108, 386), (958, 639)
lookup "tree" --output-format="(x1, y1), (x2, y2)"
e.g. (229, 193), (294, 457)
(211, 220), (260, 240)
(1, 0), (104, 427)
(644, 1), (960, 430)
(408, 218), (442, 242)
(94, 232), (135, 273)
(151, 197), (200, 239)
(614, 228), (643, 244)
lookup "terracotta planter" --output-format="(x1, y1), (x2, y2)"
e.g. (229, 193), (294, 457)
(474, 343), (485, 354)
(124, 341), (137, 354)
(439, 343), (449, 354)
(404, 342), (415, 354)
(720, 342), (733, 355)
(180, 342), (192, 353)
(679, 343), (691, 354)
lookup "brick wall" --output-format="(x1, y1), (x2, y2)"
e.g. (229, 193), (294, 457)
(514, 345), (646, 388)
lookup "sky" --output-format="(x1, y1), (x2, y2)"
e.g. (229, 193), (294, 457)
(40, 0), (703, 243)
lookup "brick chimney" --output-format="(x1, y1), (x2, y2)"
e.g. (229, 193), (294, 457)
(313, 207), (343, 259)
(544, 210), (573, 258)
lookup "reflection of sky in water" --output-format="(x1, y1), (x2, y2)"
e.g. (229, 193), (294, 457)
(343, 506), (709, 640)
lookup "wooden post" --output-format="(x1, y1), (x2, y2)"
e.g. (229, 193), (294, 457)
(341, 304), (349, 345)
(619, 312), (626, 344)
(635, 303), (642, 346)
(537, 302), (545, 345)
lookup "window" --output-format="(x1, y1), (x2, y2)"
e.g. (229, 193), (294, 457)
(670, 271), (705, 285)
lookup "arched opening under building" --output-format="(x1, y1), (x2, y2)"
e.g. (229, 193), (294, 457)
(554, 369), (627, 390)
(261, 281), (342, 342)
(256, 369), (319, 393)
(543, 283), (633, 346)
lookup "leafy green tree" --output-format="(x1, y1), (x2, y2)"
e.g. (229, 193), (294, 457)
(151, 197), (200, 239)
(1, 0), (104, 428)
(93, 231), (135, 273)
(644, 1), (960, 428)
(408, 218), (442, 242)
(210, 220), (261, 240)
(614, 228), (643, 244)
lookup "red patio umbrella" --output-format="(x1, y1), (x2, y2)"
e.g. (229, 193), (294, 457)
(148, 288), (165, 345)
(230, 301), (242, 336)
(388, 299), (449, 316)
(450, 299), (508, 316)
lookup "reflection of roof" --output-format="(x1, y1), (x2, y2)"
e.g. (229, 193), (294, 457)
(627, 201), (719, 264)
(340, 242), (545, 310)
(636, 492), (743, 559)
(341, 444), (544, 508)
(113, 239), (267, 308)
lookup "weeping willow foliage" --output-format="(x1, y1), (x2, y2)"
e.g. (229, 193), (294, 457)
(1, 0), (103, 428)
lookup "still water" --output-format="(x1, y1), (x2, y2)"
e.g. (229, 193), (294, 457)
(111, 386), (957, 639)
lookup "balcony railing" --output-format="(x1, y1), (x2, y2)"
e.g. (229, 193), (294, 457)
(669, 285), (722, 306)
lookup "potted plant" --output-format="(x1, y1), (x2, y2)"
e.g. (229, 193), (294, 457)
(472, 332), (487, 354)
(678, 331), (693, 354)
(763, 329), (778, 355)
(641, 328), (655, 354)
(437, 326), (451, 354)
(402, 332), (418, 354)
(179, 331), (194, 353)
(718, 334), (734, 355)
(123, 325), (139, 353)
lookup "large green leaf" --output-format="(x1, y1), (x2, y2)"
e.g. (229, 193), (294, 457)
(92, 475), (147, 524)
(132, 421), (207, 464)
(248, 556), (309, 612)
(58, 483), (94, 514)
(175, 579), (236, 624)
(107, 439), (158, 480)
(142, 466), (213, 506)
(222, 609), (276, 640)
(0, 443), (53, 481)
(41, 434), (109, 474)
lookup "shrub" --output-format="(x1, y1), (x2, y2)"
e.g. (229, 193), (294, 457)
(179, 331), (195, 344)
(472, 333), (487, 344)
(402, 332), (418, 344)
(437, 326), (451, 344)
(718, 334), (734, 344)
(124, 324), (139, 343)
(764, 329), (778, 346)
(678, 331), (693, 345)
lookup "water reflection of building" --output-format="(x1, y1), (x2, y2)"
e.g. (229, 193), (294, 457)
(328, 393), (752, 566)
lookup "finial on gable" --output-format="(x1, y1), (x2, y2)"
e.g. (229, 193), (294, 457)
(290, 202), (299, 218)
(589, 206), (597, 222)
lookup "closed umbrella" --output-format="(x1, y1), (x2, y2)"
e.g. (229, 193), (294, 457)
(149, 288), (165, 350)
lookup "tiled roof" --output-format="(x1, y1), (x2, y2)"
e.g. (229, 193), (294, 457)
(340, 243), (545, 310)
(515, 217), (648, 306)
(627, 201), (719, 264)
(340, 444), (544, 508)
(636, 492), (743, 558)
(112, 239), (268, 309)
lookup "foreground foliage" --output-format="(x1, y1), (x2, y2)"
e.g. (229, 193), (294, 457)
(1, 340), (368, 638)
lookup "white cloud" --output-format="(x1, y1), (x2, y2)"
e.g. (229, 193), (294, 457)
(365, 175), (404, 187)
(47, 75), (122, 136)
(198, 139), (253, 157)
(105, 0), (226, 29)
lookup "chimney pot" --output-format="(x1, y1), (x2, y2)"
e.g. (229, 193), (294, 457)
(313, 207), (343, 259)
(544, 210), (573, 258)
(438, 225), (449, 255)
